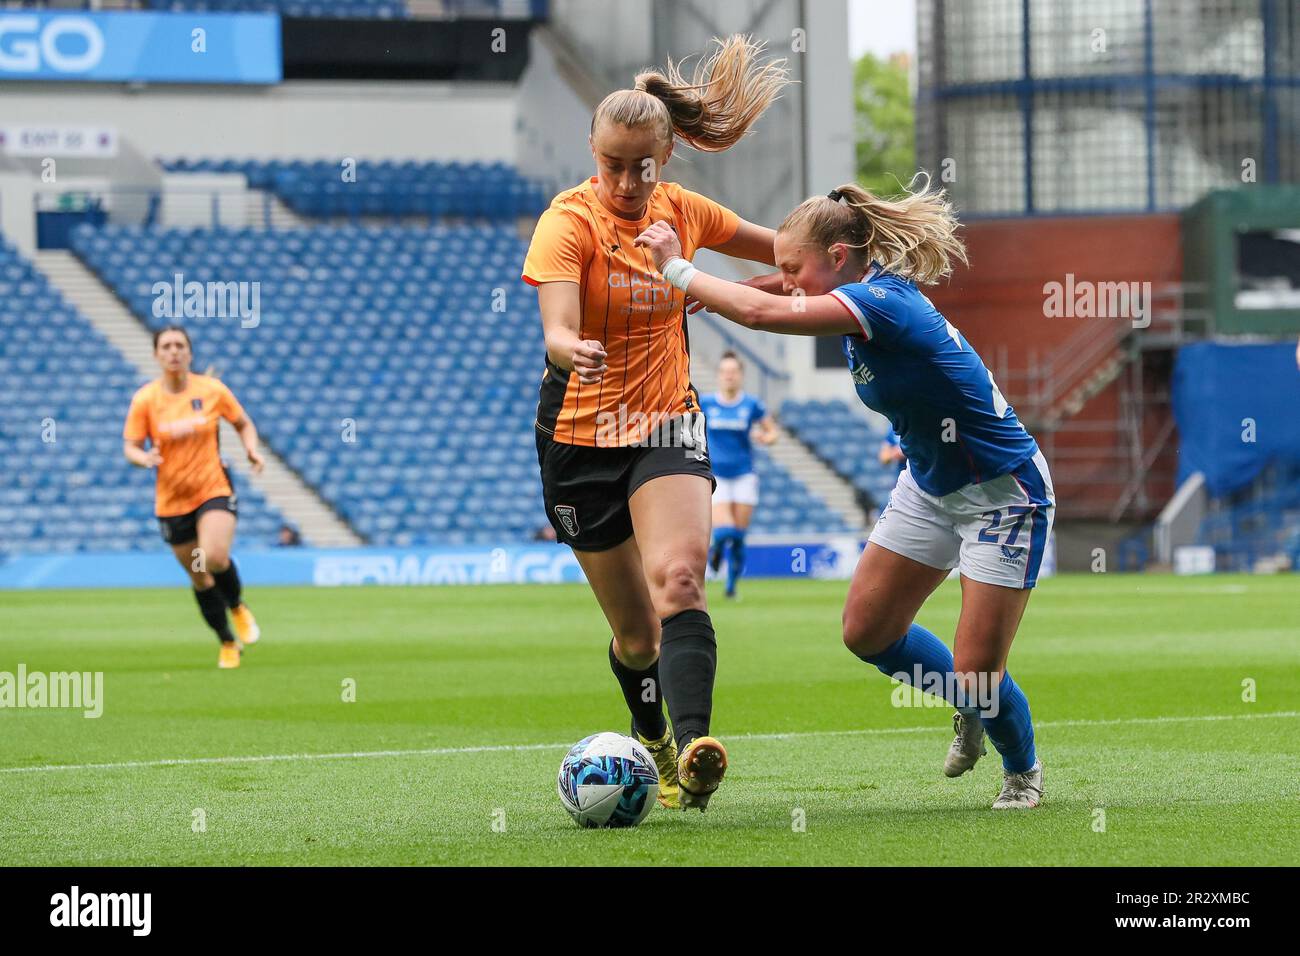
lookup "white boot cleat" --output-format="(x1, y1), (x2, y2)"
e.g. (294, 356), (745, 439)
(943, 711), (987, 778)
(992, 761), (1044, 810)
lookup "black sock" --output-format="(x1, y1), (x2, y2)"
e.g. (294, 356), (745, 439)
(211, 562), (242, 609)
(658, 609), (717, 750)
(608, 640), (668, 741)
(193, 586), (235, 643)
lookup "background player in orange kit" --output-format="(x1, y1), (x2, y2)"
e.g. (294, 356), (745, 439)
(123, 325), (265, 669)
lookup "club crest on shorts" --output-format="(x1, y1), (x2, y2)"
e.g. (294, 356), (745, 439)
(554, 504), (579, 537)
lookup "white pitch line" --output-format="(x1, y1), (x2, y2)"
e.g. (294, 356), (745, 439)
(1, 710), (1296, 776)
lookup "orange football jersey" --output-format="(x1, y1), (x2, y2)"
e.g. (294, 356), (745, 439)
(123, 374), (247, 517)
(522, 178), (739, 446)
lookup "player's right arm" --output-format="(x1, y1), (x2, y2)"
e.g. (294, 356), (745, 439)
(122, 390), (162, 467)
(524, 207), (607, 385)
(635, 222), (859, 336)
(123, 439), (162, 468)
(679, 189), (786, 314)
(538, 282), (608, 385)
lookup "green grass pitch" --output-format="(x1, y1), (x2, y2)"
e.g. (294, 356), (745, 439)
(1, 574), (1297, 866)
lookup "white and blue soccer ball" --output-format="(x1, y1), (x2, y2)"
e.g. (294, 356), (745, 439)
(557, 732), (659, 828)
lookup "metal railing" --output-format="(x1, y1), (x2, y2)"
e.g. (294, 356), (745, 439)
(692, 311), (790, 410)
(995, 281), (1211, 428)
(34, 186), (293, 233)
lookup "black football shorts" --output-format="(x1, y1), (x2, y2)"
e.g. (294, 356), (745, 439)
(535, 416), (714, 552)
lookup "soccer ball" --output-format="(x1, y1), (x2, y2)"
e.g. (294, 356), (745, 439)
(557, 732), (659, 828)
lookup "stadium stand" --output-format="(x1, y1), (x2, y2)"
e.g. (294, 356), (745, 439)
(160, 159), (550, 221)
(0, 237), (286, 555)
(67, 218), (851, 546)
(748, 450), (853, 534)
(1196, 462), (1300, 572)
(781, 399), (900, 511)
(71, 222), (537, 548)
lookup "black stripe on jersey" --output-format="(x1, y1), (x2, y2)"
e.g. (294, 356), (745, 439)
(679, 310), (691, 408)
(663, 190), (689, 230)
(535, 359), (569, 435)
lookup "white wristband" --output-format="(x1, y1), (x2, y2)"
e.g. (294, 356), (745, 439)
(660, 256), (697, 291)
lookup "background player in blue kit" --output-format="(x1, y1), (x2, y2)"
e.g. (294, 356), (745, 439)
(700, 352), (778, 599)
(879, 426), (906, 479)
(636, 177), (1054, 810)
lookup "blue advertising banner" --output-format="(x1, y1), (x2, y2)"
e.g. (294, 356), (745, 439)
(0, 539), (872, 590)
(0, 545), (584, 590)
(1173, 341), (1300, 496)
(0, 12), (281, 84)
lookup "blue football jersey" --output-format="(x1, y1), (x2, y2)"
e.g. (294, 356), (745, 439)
(829, 266), (1039, 497)
(700, 391), (766, 479)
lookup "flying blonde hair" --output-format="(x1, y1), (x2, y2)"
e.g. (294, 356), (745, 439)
(779, 174), (968, 284)
(591, 34), (789, 152)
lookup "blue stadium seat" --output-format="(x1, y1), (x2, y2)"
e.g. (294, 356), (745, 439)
(782, 398), (898, 514)
(47, 173), (853, 547)
(158, 157), (546, 222)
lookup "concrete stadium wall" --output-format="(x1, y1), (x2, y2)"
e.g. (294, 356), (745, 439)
(0, 80), (518, 253)
(0, 81), (518, 162)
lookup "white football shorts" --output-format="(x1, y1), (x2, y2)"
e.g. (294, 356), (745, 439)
(868, 450), (1056, 589)
(712, 472), (760, 506)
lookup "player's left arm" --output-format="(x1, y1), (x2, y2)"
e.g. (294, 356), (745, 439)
(682, 200), (782, 313)
(635, 221), (857, 336)
(220, 386), (264, 474)
(696, 220), (784, 314)
(753, 414), (779, 446)
(231, 415), (265, 475)
(709, 219), (777, 267)
(681, 186), (776, 268)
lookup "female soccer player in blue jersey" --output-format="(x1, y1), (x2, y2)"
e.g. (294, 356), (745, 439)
(700, 351), (777, 599)
(635, 179), (1052, 809)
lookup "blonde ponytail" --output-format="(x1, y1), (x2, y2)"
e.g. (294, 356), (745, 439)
(592, 34), (789, 152)
(780, 173), (968, 284)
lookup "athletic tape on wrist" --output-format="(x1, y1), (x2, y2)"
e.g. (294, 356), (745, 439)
(661, 257), (698, 291)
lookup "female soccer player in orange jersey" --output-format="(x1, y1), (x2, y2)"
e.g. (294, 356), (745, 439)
(522, 35), (788, 811)
(123, 326), (264, 669)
